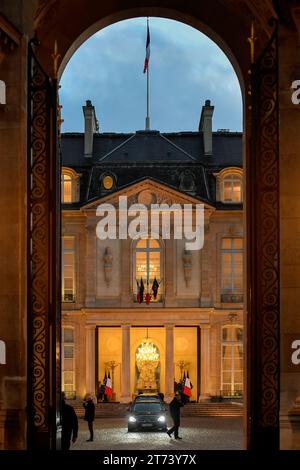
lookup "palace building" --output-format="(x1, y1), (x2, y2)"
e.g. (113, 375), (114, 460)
(3, 0), (300, 451)
(61, 99), (243, 403)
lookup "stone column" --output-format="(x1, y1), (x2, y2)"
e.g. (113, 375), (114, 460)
(165, 324), (174, 402)
(85, 223), (96, 306)
(85, 325), (96, 396)
(200, 325), (211, 401)
(120, 239), (132, 306)
(200, 220), (213, 307)
(76, 314), (87, 399)
(120, 325), (131, 402)
(164, 240), (176, 307)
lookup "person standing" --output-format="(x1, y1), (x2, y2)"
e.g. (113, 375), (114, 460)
(83, 394), (95, 442)
(61, 392), (78, 451)
(167, 392), (184, 440)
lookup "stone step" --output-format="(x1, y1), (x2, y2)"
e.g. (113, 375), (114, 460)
(68, 401), (243, 418)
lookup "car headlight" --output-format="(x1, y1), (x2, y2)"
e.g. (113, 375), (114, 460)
(128, 416), (136, 423)
(157, 415), (166, 422)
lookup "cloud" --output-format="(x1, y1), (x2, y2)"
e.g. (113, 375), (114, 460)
(60, 17), (242, 133)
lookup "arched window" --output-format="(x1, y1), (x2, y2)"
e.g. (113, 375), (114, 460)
(61, 168), (80, 203)
(214, 168), (243, 203)
(221, 326), (243, 397)
(223, 174), (242, 203)
(0, 80), (6, 105)
(133, 239), (163, 303)
(62, 327), (75, 399)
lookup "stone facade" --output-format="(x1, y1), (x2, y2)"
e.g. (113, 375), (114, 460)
(61, 104), (244, 403)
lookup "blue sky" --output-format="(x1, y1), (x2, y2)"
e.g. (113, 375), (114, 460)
(60, 17), (242, 133)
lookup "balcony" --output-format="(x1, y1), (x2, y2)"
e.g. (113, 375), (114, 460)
(221, 293), (243, 303)
(63, 293), (75, 303)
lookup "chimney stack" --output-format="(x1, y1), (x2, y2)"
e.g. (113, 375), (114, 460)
(82, 100), (99, 158)
(199, 99), (214, 155)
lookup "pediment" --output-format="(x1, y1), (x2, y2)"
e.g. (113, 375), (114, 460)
(81, 178), (214, 212)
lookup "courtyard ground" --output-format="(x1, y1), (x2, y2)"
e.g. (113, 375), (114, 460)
(71, 416), (243, 451)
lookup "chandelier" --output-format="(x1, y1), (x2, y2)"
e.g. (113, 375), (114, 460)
(136, 341), (159, 362)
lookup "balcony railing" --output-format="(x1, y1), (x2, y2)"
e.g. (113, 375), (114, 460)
(63, 293), (75, 303)
(133, 293), (163, 304)
(221, 293), (243, 303)
(64, 390), (76, 400)
(220, 389), (243, 398)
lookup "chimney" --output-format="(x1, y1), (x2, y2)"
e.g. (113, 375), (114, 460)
(82, 100), (99, 157)
(199, 99), (214, 155)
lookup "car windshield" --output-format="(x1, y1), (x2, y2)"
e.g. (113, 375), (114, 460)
(135, 396), (160, 401)
(133, 402), (163, 413)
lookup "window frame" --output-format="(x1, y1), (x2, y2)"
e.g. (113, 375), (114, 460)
(221, 237), (243, 303)
(132, 238), (164, 303)
(222, 174), (243, 203)
(214, 168), (243, 204)
(62, 326), (76, 399)
(61, 167), (81, 203)
(62, 236), (76, 303)
(221, 325), (243, 397)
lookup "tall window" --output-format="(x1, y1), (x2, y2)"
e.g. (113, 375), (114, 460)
(223, 175), (242, 203)
(221, 238), (243, 303)
(221, 326), (243, 396)
(62, 327), (75, 399)
(62, 237), (75, 302)
(134, 239), (162, 303)
(61, 173), (72, 203)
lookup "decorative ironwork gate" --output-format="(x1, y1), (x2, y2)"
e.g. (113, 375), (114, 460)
(27, 38), (61, 450)
(248, 19), (279, 449)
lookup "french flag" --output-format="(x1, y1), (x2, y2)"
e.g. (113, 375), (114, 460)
(143, 20), (150, 73)
(105, 373), (113, 397)
(183, 375), (192, 397)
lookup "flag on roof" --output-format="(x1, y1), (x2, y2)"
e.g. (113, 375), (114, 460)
(143, 19), (150, 73)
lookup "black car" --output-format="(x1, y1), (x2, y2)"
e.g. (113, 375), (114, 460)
(133, 393), (163, 404)
(128, 400), (167, 432)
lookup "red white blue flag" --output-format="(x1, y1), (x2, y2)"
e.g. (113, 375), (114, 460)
(105, 372), (113, 397)
(183, 375), (192, 397)
(143, 20), (150, 73)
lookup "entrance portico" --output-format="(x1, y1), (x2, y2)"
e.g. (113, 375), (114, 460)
(62, 308), (241, 404)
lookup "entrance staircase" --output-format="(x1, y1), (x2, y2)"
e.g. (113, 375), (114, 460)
(69, 401), (243, 418)
(182, 402), (243, 417)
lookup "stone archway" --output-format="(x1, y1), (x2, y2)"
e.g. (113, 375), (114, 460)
(27, 0), (280, 450)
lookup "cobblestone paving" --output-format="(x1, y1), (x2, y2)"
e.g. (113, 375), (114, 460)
(71, 417), (243, 450)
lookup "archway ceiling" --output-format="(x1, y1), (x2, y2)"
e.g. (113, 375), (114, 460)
(33, 0), (293, 79)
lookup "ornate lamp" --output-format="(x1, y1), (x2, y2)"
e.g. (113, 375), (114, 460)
(176, 360), (190, 381)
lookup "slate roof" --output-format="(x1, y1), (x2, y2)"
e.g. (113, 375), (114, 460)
(61, 129), (243, 208)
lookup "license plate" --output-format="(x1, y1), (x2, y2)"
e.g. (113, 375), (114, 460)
(141, 423), (152, 427)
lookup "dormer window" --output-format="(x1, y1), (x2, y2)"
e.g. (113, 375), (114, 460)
(61, 168), (80, 203)
(223, 175), (242, 203)
(214, 168), (243, 204)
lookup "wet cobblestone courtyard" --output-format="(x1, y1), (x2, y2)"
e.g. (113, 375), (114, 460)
(71, 417), (243, 451)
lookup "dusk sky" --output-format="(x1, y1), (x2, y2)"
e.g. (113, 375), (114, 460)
(60, 17), (242, 134)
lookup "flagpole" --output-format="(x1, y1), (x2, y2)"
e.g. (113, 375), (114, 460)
(145, 17), (150, 131)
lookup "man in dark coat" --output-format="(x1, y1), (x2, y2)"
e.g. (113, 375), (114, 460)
(61, 392), (78, 450)
(167, 393), (184, 439)
(83, 394), (95, 442)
